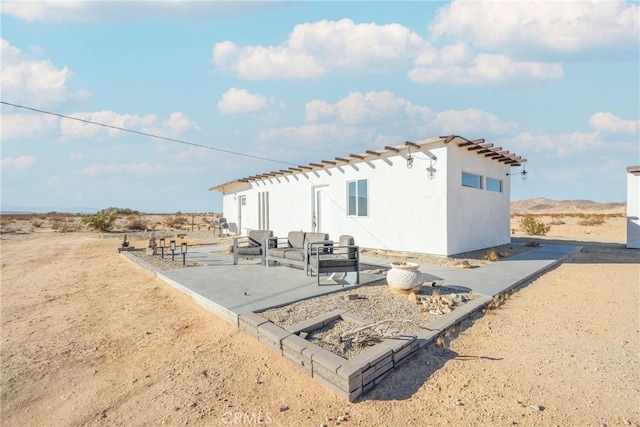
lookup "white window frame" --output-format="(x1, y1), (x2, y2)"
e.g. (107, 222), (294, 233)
(462, 172), (483, 189)
(347, 179), (368, 217)
(486, 177), (503, 193)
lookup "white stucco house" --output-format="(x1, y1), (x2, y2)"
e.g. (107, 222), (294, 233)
(626, 165), (640, 249)
(210, 135), (527, 256)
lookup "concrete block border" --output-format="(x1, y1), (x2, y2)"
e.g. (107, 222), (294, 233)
(238, 297), (494, 401)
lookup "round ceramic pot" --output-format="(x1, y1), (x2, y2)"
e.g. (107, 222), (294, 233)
(387, 262), (424, 293)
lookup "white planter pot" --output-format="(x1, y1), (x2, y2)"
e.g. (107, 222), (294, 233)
(387, 262), (424, 293)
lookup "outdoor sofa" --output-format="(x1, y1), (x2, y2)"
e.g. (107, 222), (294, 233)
(265, 231), (329, 271)
(266, 231), (360, 285)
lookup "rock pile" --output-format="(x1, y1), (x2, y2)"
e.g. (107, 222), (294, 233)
(408, 291), (467, 315)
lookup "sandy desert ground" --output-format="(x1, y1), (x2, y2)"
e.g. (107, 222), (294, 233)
(1, 209), (639, 426)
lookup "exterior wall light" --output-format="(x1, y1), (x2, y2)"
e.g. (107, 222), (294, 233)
(170, 240), (176, 261)
(507, 166), (528, 180)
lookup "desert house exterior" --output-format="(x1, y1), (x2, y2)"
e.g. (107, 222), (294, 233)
(210, 135), (526, 256)
(626, 165), (640, 249)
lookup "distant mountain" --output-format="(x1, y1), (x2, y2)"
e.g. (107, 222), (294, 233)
(0, 205), (98, 214)
(511, 198), (625, 214)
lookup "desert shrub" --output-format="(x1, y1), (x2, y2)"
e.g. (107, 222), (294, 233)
(125, 215), (148, 231)
(483, 249), (503, 262)
(519, 214), (551, 236)
(578, 215), (605, 226)
(550, 216), (565, 225)
(59, 219), (78, 232)
(103, 207), (139, 215)
(50, 218), (77, 232)
(0, 226), (17, 234)
(31, 218), (44, 228)
(82, 209), (118, 232)
(165, 214), (188, 229)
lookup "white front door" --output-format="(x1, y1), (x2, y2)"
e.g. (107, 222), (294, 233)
(238, 195), (246, 233)
(313, 186), (328, 233)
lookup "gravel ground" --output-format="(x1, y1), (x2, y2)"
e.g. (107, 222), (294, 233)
(259, 282), (478, 358)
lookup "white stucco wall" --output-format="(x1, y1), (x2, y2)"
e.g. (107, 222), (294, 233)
(446, 147), (512, 254)
(219, 141), (513, 255)
(627, 168), (640, 249)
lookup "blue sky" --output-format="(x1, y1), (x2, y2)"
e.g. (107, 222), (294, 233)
(1, 0), (638, 213)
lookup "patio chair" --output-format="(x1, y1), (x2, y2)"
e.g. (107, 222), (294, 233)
(213, 217), (229, 237)
(232, 230), (273, 265)
(308, 235), (360, 286)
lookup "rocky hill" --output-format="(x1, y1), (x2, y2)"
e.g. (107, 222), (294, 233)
(511, 198), (625, 214)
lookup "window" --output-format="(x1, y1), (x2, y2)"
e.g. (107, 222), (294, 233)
(347, 179), (368, 217)
(486, 177), (503, 193)
(462, 172), (482, 189)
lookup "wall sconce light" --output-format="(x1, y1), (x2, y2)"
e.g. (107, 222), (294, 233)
(170, 240), (176, 261)
(180, 242), (187, 266)
(507, 165), (528, 181)
(427, 156), (437, 180)
(159, 238), (165, 259)
(406, 147), (414, 169)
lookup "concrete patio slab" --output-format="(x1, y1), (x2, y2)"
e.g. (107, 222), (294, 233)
(122, 241), (583, 401)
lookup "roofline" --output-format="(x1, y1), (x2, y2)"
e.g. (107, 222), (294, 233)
(627, 165), (640, 174)
(210, 135), (527, 192)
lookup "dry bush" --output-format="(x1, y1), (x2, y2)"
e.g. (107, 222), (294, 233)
(483, 249), (503, 262)
(31, 218), (44, 228)
(578, 215), (605, 226)
(550, 216), (566, 225)
(165, 215), (188, 229)
(51, 218), (78, 232)
(125, 215), (148, 231)
(519, 214), (551, 236)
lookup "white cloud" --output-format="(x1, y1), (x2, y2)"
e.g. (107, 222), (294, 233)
(1, 1), (284, 22)
(217, 88), (268, 114)
(0, 113), (59, 140)
(305, 91), (431, 125)
(76, 162), (167, 177)
(409, 50), (563, 84)
(1, 155), (37, 170)
(213, 19), (563, 85)
(59, 110), (198, 138)
(427, 109), (518, 135)
(509, 131), (602, 157)
(257, 123), (378, 161)
(430, 0), (639, 54)
(0, 38), (87, 106)
(213, 18), (425, 79)
(589, 112), (639, 134)
(152, 112), (200, 137)
(70, 152), (84, 161)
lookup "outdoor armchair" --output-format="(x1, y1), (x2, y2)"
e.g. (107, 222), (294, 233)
(232, 230), (273, 266)
(308, 235), (360, 286)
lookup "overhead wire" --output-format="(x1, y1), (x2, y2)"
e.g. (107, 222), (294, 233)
(0, 100), (297, 167)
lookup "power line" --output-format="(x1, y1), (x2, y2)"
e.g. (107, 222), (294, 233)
(1, 100), (296, 166)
